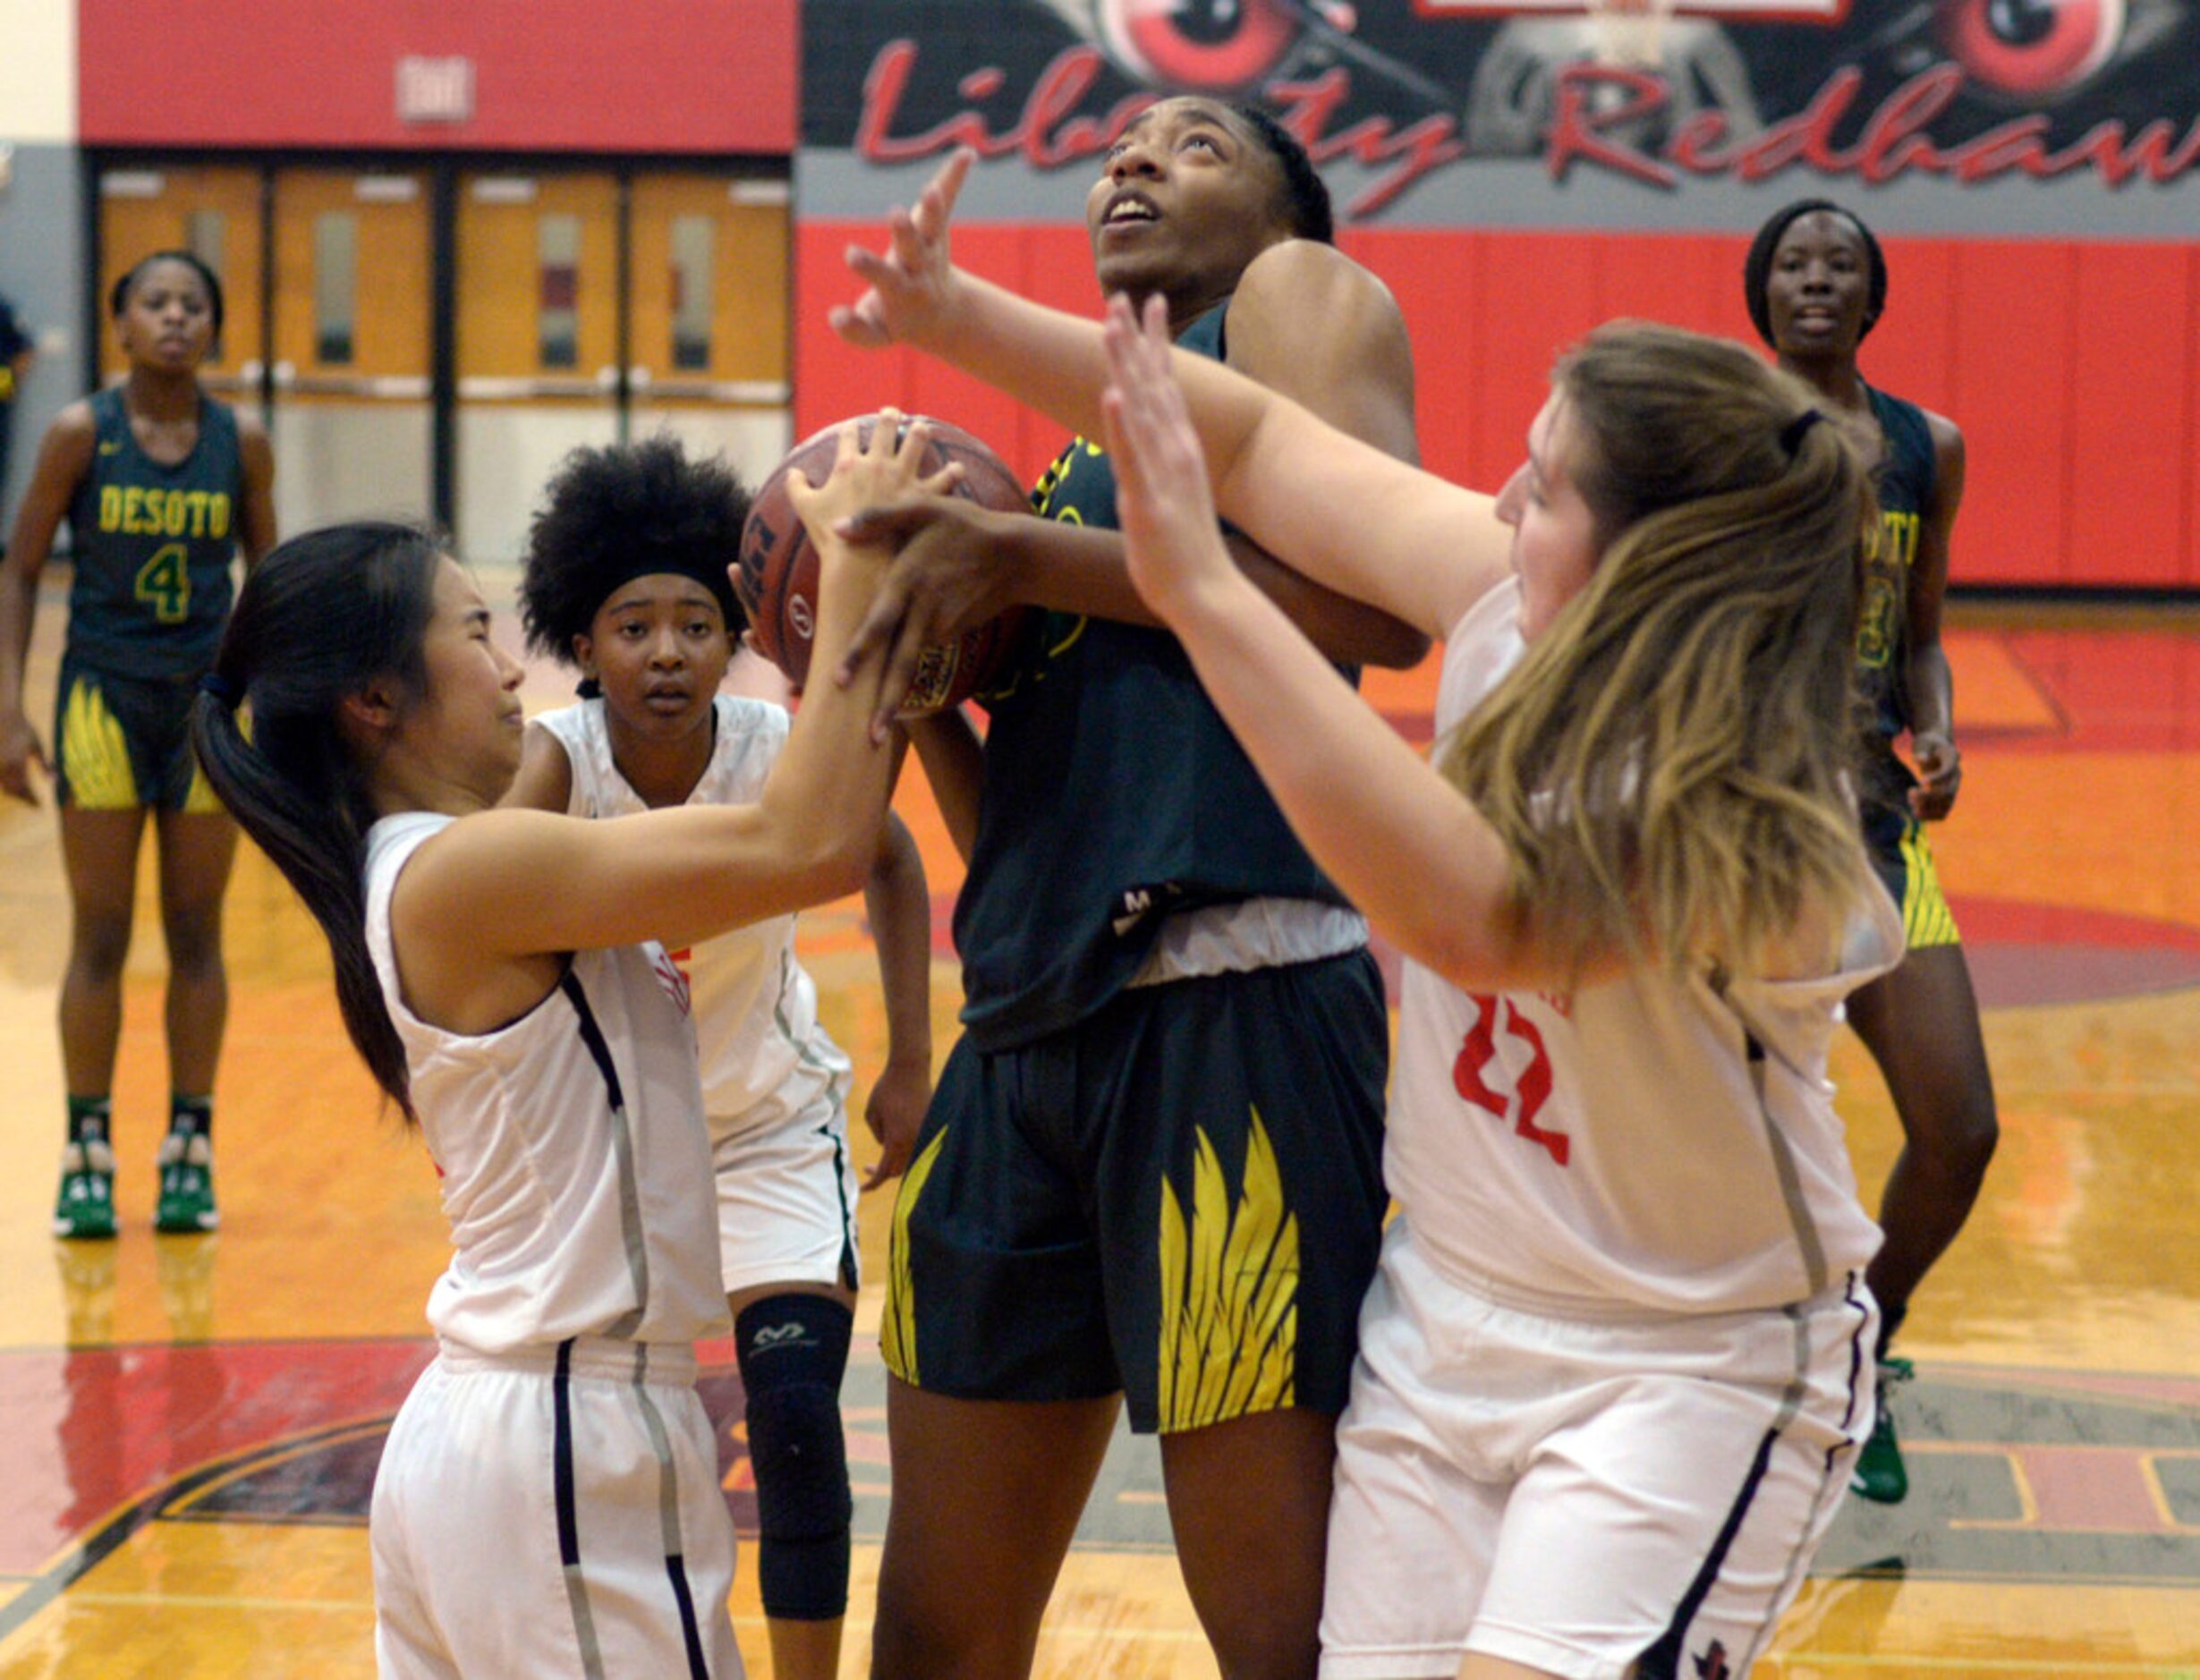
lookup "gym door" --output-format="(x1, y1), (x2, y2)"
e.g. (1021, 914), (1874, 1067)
(268, 170), (433, 536)
(627, 175), (792, 490)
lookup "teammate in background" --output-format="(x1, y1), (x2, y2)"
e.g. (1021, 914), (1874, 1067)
(187, 415), (926, 1676)
(0, 282), (35, 539)
(1746, 198), (1998, 1505)
(505, 435), (933, 1680)
(0, 250), (276, 1239)
(837, 158), (1898, 1677)
(829, 104), (1425, 1676)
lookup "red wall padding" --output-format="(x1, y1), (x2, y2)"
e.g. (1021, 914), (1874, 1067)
(78, 0), (796, 155)
(798, 221), (2200, 590)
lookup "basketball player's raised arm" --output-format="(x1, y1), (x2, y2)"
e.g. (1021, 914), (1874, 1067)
(829, 236), (1429, 724)
(835, 148), (1508, 643)
(399, 421), (920, 964)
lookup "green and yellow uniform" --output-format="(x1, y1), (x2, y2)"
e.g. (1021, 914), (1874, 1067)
(885, 302), (1389, 1432)
(55, 386), (243, 812)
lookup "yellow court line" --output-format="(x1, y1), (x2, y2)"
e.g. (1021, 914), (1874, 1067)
(33, 1591), (374, 1614)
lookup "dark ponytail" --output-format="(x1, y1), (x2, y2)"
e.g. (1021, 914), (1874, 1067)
(191, 522), (444, 1122)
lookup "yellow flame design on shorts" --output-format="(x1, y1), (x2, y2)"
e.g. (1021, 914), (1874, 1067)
(1158, 1107), (1298, 1430)
(881, 1127), (948, 1386)
(1899, 823), (1961, 949)
(59, 679), (140, 810)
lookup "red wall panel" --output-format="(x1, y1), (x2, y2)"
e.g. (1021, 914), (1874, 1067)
(79, 0), (796, 155)
(905, 227), (1043, 475)
(1869, 238), (1959, 421)
(1343, 229), (1481, 481)
(1469, 233), (1593, 491)
(1950, 241), (2079, 586)
(794, 222), (2198, 591)
(2068, 245), (2190, 590)
(794, 225), (920, 440)
(2188, 248), (2200, 588)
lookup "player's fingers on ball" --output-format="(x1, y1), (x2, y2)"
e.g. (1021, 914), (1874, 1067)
(892, 415), (933, 470)
(875, 639), (924, 739)
(836, 500), (918, 544)
(837, 590), (905, 678)
(862, 408), (901, 462)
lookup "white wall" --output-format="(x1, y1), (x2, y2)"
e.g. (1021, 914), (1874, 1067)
(0, 0), (77, 145)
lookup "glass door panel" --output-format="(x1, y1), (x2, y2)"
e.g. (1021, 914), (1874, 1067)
(453, 171), (620, 563)
(268, 170), (432, 533)
(627, 173), (792, 490)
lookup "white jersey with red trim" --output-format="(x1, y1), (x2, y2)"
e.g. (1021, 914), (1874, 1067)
(536, 697), (850, 1133)
(364, 811), (728, 1353)
(1387, 581), (1898, 1319)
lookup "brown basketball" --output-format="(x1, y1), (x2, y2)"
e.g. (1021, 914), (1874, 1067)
(735, 414), (1033, 716)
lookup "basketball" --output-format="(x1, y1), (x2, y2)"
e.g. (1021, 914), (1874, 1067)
(736, 414), (1032, 716)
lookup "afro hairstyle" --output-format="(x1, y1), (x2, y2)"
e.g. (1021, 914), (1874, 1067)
(520, 434), (752, 666)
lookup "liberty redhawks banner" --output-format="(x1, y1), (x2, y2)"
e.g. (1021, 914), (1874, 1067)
(799, 1), (2198, 233)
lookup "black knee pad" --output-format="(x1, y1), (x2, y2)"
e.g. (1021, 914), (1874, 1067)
(735, 1294), (854, 1621)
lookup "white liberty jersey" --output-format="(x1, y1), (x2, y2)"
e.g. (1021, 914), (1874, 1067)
(1387, 581), (1900, 1319)
(364, 812), (729, 1353)
(535, 697), (852, 1133)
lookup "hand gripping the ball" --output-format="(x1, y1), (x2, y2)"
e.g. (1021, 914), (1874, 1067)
(739, 411), (1033, 725)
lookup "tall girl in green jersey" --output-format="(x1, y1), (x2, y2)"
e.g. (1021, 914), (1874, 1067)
(0, 250), (277, 1238)
(1745, 199), (1999, 1505)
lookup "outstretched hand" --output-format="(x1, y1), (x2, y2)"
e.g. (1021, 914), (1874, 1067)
(831, 149), (974, 352)
(1099, 293), (1236, 624)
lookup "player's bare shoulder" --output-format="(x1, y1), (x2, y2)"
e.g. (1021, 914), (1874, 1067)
(38, 398), (99, 462)
(1229, 240), (1415, 456)
(1918, 405), (1966, 509)
(1920, 406), (1965, 470)
(1231, 239), (1407, 361)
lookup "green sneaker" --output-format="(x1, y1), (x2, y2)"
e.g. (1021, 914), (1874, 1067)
(54, 1139), (119, 1240)
(155, 1128), (219, 1234)
(1851, 1355), (1914, 1505)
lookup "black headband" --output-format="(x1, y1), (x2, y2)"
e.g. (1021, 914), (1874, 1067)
(588, 550), (742, 634)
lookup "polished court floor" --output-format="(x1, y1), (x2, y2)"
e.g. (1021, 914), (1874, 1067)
(1, 581), (2196, 1677)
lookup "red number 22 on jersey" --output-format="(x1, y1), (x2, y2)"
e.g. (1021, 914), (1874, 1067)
(1453, 995), (1570, 1167)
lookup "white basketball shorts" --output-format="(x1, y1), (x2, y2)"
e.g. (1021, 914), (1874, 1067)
(371, 1337), (743, 1678)
(712, 1073), (859, 1300)
(1321, 1226), (1877, 1680)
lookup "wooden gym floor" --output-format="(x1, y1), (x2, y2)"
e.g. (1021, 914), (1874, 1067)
(1, 576), (2196, 1677)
